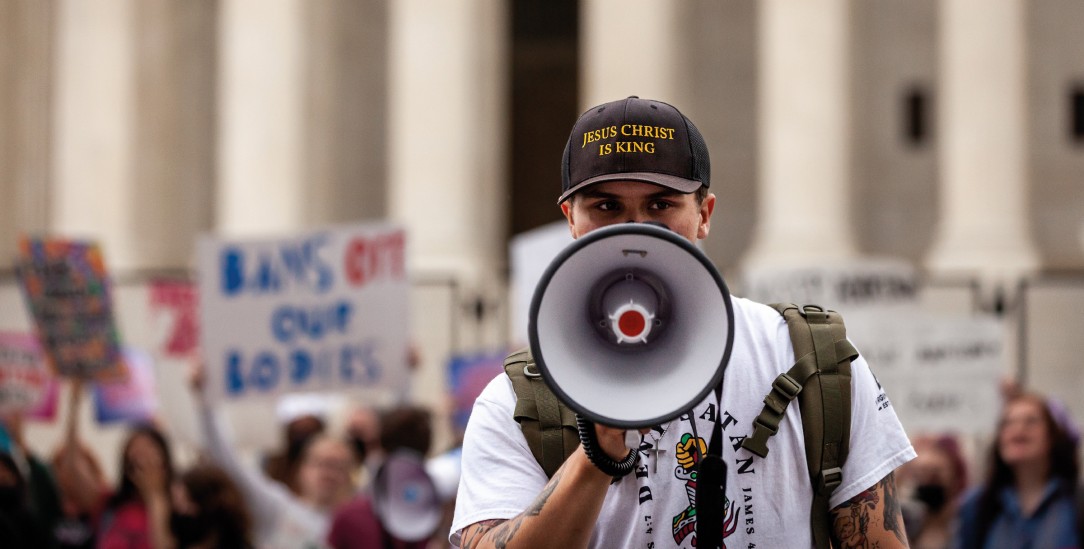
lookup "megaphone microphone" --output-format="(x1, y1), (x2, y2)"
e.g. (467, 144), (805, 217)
(528, 222), (735, 430)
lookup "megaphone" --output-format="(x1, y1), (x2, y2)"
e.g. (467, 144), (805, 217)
(528, 223), (734, 429)
(372, 450), (442, 543)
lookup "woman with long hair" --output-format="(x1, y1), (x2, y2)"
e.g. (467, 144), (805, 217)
(956, 392), (1081, 549)
(96, 425), (175, 549)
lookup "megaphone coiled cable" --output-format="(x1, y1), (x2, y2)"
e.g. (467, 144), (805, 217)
(576, 415), (639, 479)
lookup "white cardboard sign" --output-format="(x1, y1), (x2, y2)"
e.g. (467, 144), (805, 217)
(198, 223), (410, 402)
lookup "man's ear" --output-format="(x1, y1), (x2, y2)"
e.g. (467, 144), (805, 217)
(560, 201), (576, 237)
(697, 193), (716, 240)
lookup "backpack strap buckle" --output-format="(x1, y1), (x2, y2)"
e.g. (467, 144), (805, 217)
(772, 373), (802, 400)
(816, 467), (843, 493)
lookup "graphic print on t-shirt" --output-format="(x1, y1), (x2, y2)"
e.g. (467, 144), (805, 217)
(634, 402), (755, 549)
(669, 432), (739, 546)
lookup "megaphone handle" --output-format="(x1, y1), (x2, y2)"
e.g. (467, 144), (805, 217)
(576, 416), (639, 479)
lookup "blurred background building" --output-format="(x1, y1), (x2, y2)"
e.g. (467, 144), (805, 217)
(1, 0), (1083, 471)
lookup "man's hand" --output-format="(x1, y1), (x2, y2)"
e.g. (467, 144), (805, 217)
(594, 424), (634, 462)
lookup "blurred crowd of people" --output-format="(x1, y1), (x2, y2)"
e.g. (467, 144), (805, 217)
(895, 386), (1082, 549)
(1, 365), (1081, 548)
(0, 360), (461, 549)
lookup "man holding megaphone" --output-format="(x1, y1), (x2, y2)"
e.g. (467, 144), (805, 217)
(451, 97), (915, 549)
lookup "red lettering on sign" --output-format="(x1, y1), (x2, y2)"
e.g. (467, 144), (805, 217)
(343, 231), (405, 288)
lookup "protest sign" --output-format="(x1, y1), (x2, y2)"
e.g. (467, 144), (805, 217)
(510, 222), (574, 346)
(847, 311), (1004, 434)
(447, 350), (507, 433)
(740, 259), (919, 314)
(93, 347), (159, 424)
(0, 332), (52, 414)
(198, 223), (411, 402)
(149, 279), (199, 357)
(15, 238), (126, 380)
(24, 378), (60, 421)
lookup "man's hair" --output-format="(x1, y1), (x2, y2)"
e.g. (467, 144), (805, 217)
(694, 185), (709, 204)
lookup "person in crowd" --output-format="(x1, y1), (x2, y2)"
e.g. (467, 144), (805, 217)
(956, 392), (1081, 549)
(1, 450), (53, 547)
(51, 381), (112, 549)
(898, 434), (968, 549)
(345, 405), (383, 485)
(2, 406), (64, 545)
(152, 463), (253, 549)
(51, 441), (105, 548)
(94, 424), (176, 549)
(188, 361), (356, 549)
(51, 440), (110, 549)
(327, 405), (442, 549)
(450, 96), (915, 548)
(263, 396), (328, 496)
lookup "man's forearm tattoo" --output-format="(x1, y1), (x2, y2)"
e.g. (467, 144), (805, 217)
(527, 470), (562, 516)
(830, 472), (907, 549)
(880, 472), (906, 544)
(462, 520), (504, 549)
(462, 470), (564, 549)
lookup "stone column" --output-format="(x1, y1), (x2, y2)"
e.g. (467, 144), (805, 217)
(388, 0), (507, 452)
(925, 0), (1038, 281)
(52, 0), (138, 269)
(130, 0), (216, 270)
(217, 0), (305, 235)
(0, 1), (53, 267)
(744, 0), (857, 267)
(387, 0), (507, 285)
(580, 0), (683, 108)
(302, 0), (388, 226)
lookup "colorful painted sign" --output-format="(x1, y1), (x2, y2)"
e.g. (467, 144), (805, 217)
(197, 223), (411, 402)
(16, 238), (126, 380)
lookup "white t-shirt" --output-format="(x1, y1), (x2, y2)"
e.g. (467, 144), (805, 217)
(451, 297), (915, 548)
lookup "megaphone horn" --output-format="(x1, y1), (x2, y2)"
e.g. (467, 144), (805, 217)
(528, 223), (735, 429)
(372, 450), (442, 543)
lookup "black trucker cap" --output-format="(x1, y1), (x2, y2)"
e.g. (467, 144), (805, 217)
(559, 96), (710, 204)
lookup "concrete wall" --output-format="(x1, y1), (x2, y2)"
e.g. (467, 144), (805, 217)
(1028, 0), (1084, 271)
(851, 0), (939, 263)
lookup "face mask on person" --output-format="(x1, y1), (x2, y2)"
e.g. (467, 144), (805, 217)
(915, 483), (948, 513)
(349, 434), (368, 462)
(169, 512), (213, 546)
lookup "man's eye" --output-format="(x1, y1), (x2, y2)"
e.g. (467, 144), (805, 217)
(649, 201), (672, 210)
(596, 200), (619, 211)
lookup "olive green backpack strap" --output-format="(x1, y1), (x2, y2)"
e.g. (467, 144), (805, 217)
(503, 348), (580, 478)
(740, 304), (857, 549)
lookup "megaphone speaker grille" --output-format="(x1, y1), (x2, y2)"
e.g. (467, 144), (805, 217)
(529, 223), (734, 428)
